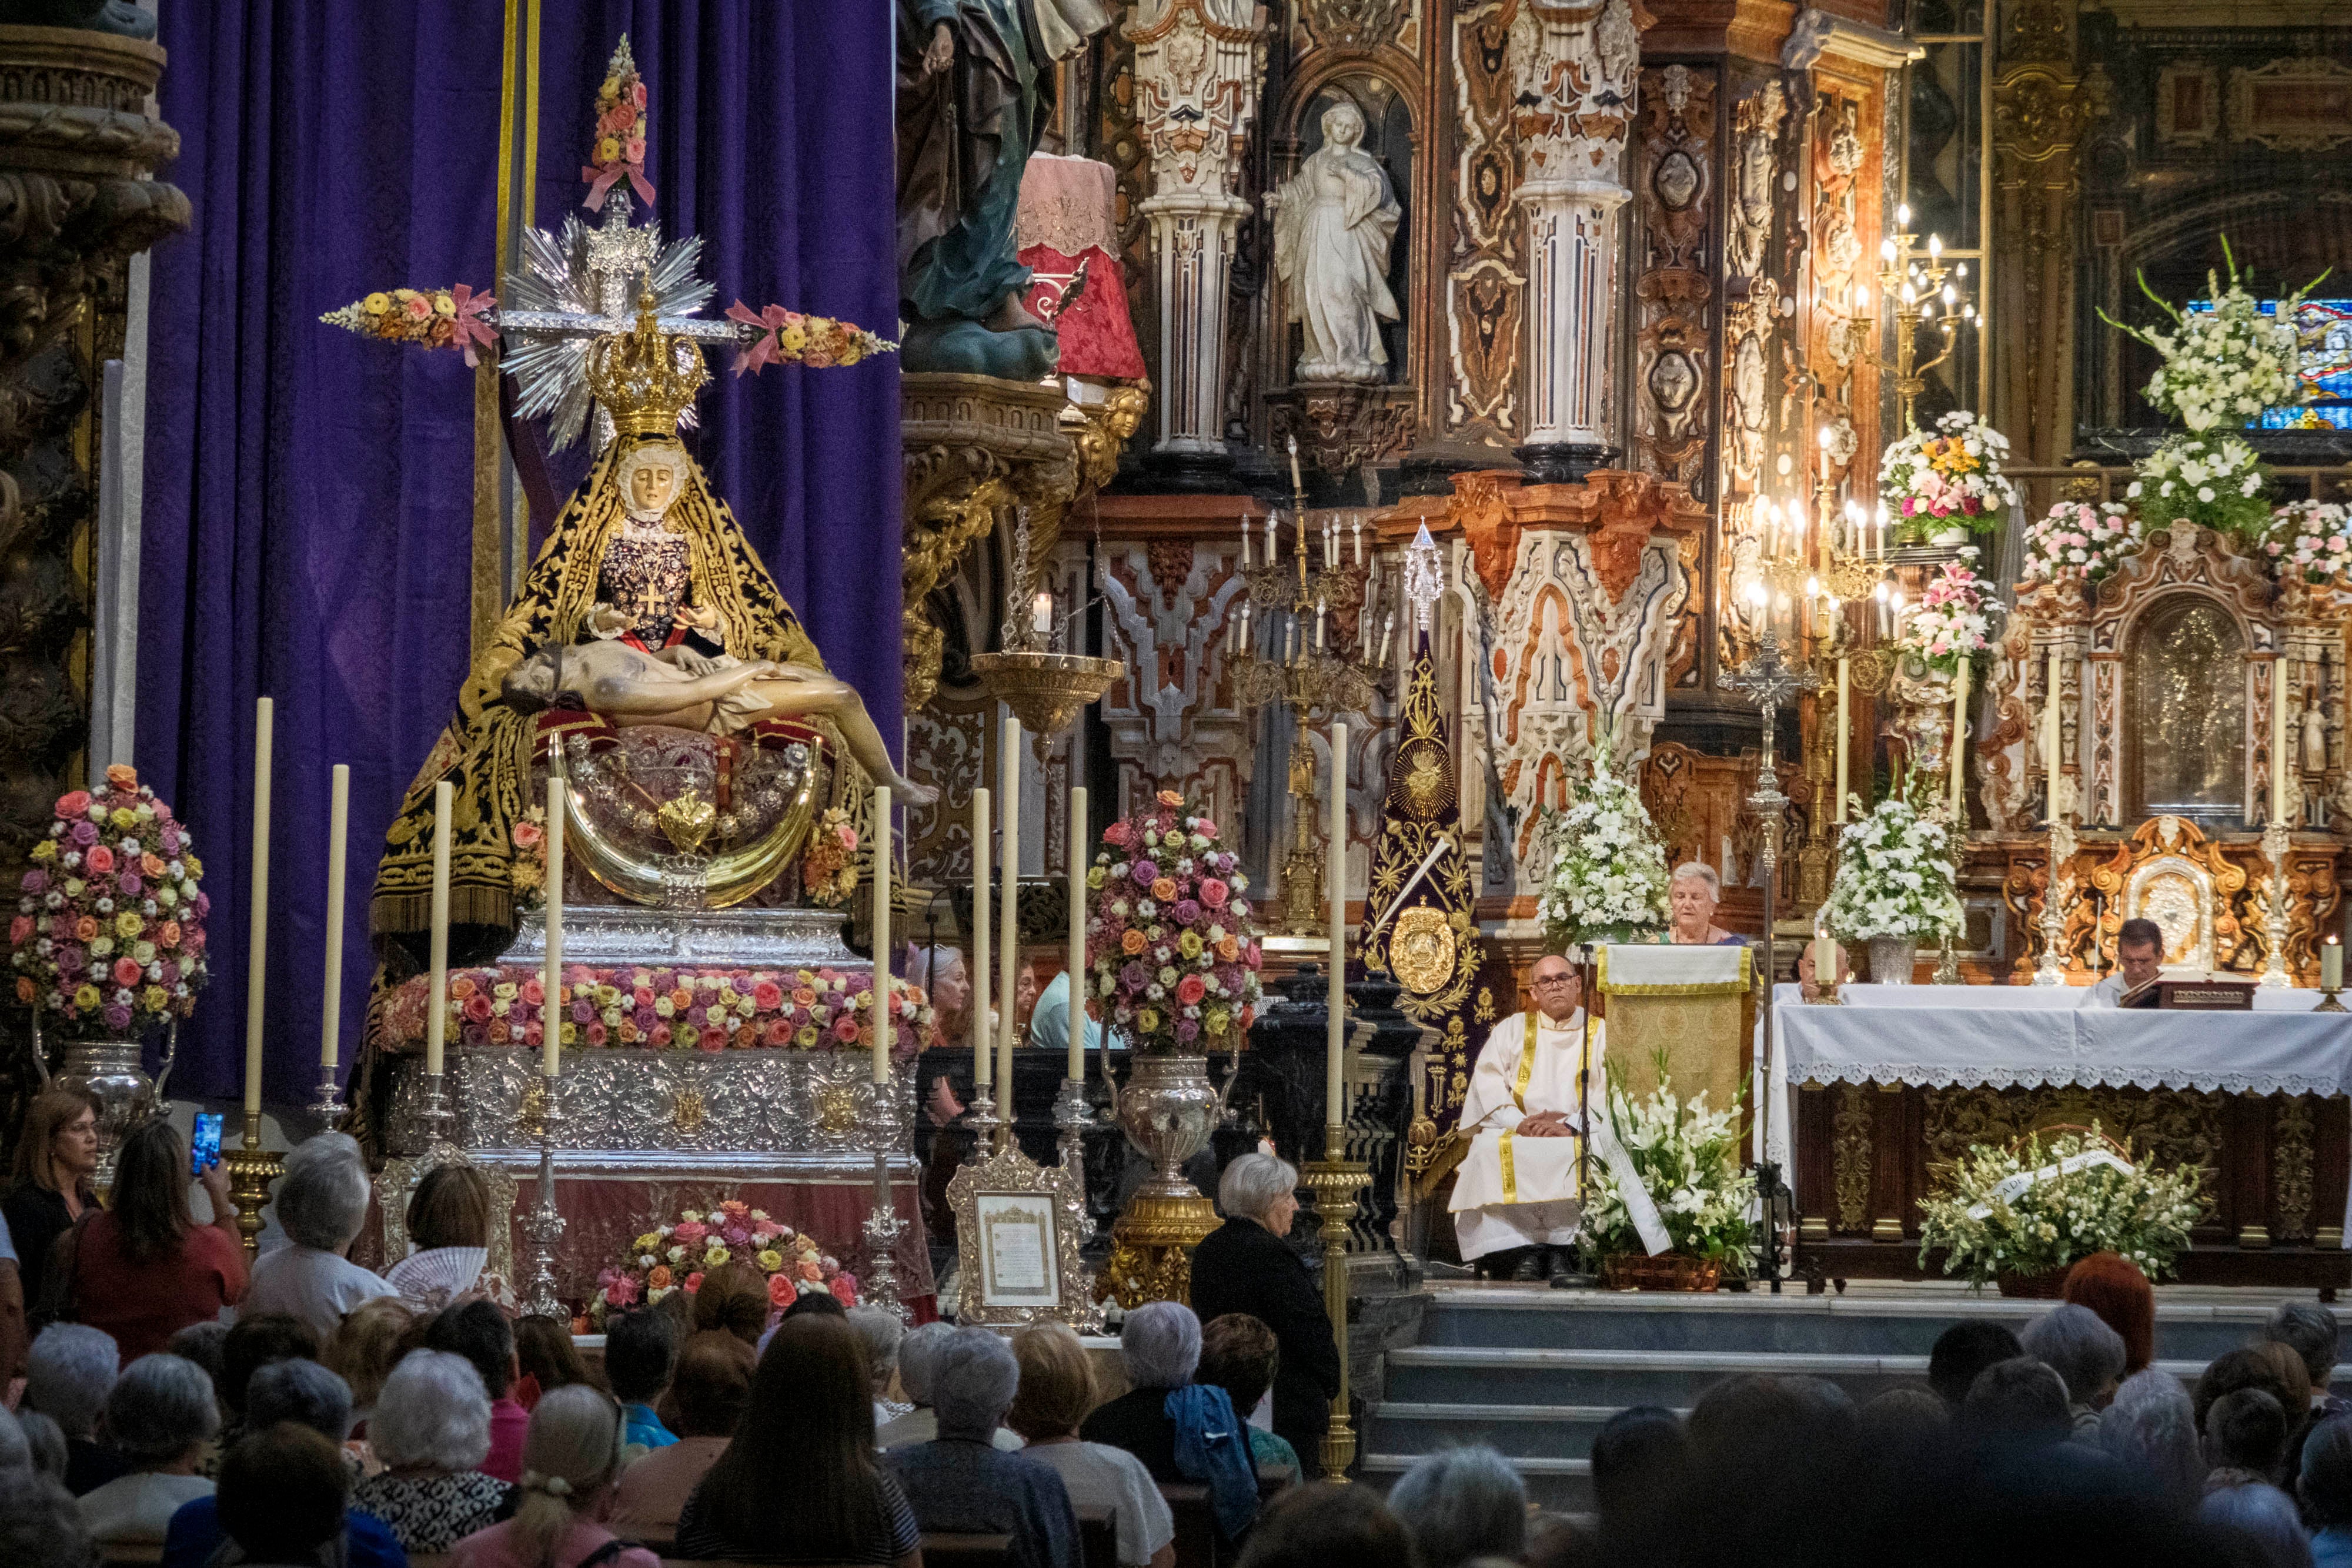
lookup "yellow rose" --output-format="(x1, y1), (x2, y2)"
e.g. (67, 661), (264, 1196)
(116, 912), (143, 939)
(756, 1248), (783, 1272)
(633, 1232), (662, 1254)
(73, 985), (100, 1010)
(392, 287), (419, 304)
(596, 135), (622, 165)
(432, 290), (456, 317)
(361, 292), (391, 315)
(598, 73), (621, 102)
(837, 340), (864, 366)
(29, 840), (55, 864)
(183, 854), (202, 877)
(1178, 931), (1204, 959)
(111, 807), (136, 831)
(704, 1244), (731, 1268)
(143, 985), (166, 1011)
(779, 323), (808, 352)
(1138, 1007), (1160, 1032)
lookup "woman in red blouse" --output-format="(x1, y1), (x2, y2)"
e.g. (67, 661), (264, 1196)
(63, 1116), (247, 1359)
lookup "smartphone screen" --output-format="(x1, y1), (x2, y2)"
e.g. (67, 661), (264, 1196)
(191, 1112), (222, 1175)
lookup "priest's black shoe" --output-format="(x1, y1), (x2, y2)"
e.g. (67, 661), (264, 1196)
(1509, 1248), (1546, 1282)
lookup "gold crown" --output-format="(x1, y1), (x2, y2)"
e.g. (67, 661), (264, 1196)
(586, 285), (710, 439)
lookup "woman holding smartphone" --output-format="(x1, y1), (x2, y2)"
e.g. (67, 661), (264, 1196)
(56, 1116), (246, 1358)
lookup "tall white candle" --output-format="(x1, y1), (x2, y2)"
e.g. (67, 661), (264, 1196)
(1949, 660), (1970, 823)
(1327, 721), (1347, 1136)
(243, 697), (274, 1118)
(320, 764), (349, 1070)
(2274, 655), (2291, 826)
(1834, 658), (1850, 825)
(1067, 786), (1088, 1081)
(2043, 644), (2063, 825)
(541, 780), (565, 1079)
(999, 717), (1021, 1120)
(425, 780), (453, 1078)
(971, 786), (991, 1091)
(873, 786), (892, 1086)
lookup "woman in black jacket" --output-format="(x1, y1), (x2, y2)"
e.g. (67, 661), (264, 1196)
(1185, 1152), (1341, 1467)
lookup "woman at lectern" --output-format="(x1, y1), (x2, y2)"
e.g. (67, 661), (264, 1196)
(1664, 864), (1745, 946)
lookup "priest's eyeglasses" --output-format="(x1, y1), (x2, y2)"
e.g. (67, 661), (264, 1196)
(1530, 974), (1578, 990)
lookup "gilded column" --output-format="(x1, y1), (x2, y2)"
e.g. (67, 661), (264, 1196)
(1990, 4), (2108, 466)
(1125, 0), (1267, 484)
(1512, 0), (1645, 483)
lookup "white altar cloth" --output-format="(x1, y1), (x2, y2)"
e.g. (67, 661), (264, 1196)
(1758, 983), (2352, 1233)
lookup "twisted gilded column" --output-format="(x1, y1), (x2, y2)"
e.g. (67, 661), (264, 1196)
(1125, 0), (1265, 486)
(1512, 0), (1644, 483)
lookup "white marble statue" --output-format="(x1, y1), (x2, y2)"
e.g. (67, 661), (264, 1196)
(1270, 104), (1401, 385)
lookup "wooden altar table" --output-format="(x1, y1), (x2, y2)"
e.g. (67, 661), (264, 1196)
(1764, 984), (2352, 1292)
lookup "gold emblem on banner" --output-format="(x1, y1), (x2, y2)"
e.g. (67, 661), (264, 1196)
(1390, 905), (1458, 996)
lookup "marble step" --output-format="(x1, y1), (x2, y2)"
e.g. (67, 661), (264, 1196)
(1418, 1287), (2309, 1364)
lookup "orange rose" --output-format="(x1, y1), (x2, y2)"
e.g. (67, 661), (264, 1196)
(647, 1264), (673, 1290)
(141, 853), (165, 878)
(1151, 877), (1178, 903)
(14, 978), (31, 1005)
(105, 764), (138, 792)
(1157, 790), (1184, 807)
(1217, 936), (1240, 962)
(1121, 928), (1147, 955)
(74, 917), (98, 942)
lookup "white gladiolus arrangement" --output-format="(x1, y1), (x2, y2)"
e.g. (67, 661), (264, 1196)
(1916, 1125), (2205, 1286)
(1822, 783), (1962, 942)
(2100, 238), (2317, 433)
(1536, 738), (1671, 947)
(1585, 1051), (1756, 1273)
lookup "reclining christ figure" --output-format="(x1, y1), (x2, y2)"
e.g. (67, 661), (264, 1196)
(502, 638), (938, 809)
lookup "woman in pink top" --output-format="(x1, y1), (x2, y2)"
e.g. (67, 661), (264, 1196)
(447, 1384), (659, 1568)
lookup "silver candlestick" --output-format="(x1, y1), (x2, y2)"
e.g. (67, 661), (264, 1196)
(861, 1085), (908, 1323)
(413, 1069), (461, 1157)
(1051, 1076), (1097, 1243)
(520, 1083), (566, 1320)
(308, 1065), (346, 1128)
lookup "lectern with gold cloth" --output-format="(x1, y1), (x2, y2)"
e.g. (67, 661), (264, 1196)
(1596, 945), (1755, 1117)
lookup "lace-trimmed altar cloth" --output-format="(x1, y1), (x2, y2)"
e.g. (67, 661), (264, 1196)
(1760, 982), (2352, 1233)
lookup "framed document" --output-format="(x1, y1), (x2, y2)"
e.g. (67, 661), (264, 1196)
(947, 1142), (1101, 1329)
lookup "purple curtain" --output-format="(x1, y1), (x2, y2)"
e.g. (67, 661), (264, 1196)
(140, 4), (900, 1108)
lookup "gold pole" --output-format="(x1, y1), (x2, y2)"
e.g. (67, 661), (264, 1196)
(1301, 1134), (1367, 1483)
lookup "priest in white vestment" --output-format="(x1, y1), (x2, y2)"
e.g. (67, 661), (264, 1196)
(2086, 917), (2165, 1007)
(1449, 954), (1605, 1281)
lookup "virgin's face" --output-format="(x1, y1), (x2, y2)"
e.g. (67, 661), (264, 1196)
(1322, 106), (1364, 151)
(626, 454), (683, 514)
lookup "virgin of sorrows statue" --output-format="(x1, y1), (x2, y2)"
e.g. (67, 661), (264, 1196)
(894, 0), (1111, 380)
(1271, 103), (1402, 385)
(368, 297), (923, 971)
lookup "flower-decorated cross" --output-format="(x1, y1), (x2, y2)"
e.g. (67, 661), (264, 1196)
(320, 36), (893, 450)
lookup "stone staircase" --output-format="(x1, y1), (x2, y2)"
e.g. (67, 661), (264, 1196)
(1358, 1284), (2318, 1510)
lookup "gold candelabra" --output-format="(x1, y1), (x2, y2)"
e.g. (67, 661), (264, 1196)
(1849, 203), (1977, 434)
(1231, 437), (1397, 934)
(969, 504), (1126, 759)
(223, 1109), (285, 1261)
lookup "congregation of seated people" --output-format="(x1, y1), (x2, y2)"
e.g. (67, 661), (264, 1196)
(11, 1109), (2352, 1568)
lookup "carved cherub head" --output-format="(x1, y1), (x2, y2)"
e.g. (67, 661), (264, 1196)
(617, 439), (689, 520)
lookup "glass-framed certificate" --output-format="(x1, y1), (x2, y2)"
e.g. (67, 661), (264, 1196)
(977, 1193), (1060, 1309)
(947, 1142), (1101, 1329)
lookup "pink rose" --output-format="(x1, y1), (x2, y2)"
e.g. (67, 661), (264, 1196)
(112, 957), (142, 988)
(586, 1021), (607, 1046)
(684, 1271), (705, 1293)
(1103, 820), (1133, 847)
(85, 845), (115, 875)
(1194, 818), (1219, 839)
(673, 1221), (708, 1244)
(1199, 877), (1230, 908)
(604, 1277), (640, 1308)
(767, 1272), (798, 1307)
(831, 1273), (858, 1306)
(700, 1027), (727, 1052)
(1176, 974), (1207, 1005)
(521, 977), (543, 1007)
(463, 993), (495, 1022)
(832, 1014), (861, 1042)
(55, 790), (91, 818)
(8, 917), (29, 945)
(753, 980), (783, 1010)
(651, 1022), (673, 1047)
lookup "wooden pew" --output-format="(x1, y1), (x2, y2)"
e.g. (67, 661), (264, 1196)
(1075, 1502), (1118, 1568)
(1160, 1464), (1299, 1568)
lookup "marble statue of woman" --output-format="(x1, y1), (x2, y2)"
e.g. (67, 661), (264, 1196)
(1271, 104), (1401, 385)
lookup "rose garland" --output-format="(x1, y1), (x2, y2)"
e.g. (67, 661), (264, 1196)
(389, 964), (931, 1055)
(1086, 790), (1262, 1052)
(798, 808), (860, 908)
(2021, 500), (2143, 591)
(11, 766), (209, 1038)
(591, 1201), (854, 1323)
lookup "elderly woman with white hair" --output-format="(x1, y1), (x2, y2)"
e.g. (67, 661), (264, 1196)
(350, 1350), (514, 1553)
(1081, 1303), (1262, 1542)
(75, 1354), (218, 1543)
(1187, 1151), (1341, 1466)
(1665, 862), (1742, 945)
(878, 1319), (1024, 1453)
(241, 1132), (393, 1342)
(884, 1329), (1082, 1568)
(24, 1322), (121, 1496)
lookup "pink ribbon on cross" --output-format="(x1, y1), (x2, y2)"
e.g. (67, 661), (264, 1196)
(724, 300), (793, 377)
(582, 158), (657, 212)
(450, 283), (497, 367)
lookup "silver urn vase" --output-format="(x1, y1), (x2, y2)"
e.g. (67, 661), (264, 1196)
(1867, 937), (1919, 986)
(1106, 1052), (1230, 1199)
(51, 1038), (158, 1193)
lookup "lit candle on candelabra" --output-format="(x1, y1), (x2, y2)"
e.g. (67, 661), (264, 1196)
(2327, 935), (2344, 991)
(1032, 590), (1054, 646)
(1352, 516), (1363, 565)
(1287, 433), (1304, 497)
(1240, 511), (1251, 570)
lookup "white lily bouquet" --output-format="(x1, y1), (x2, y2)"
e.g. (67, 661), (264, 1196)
(1916, 1124), (2205, 1287)
(1823, 783), (1962, 942)
(2127, 433), (2272, 542)
(1585, 1053), (1756, 1274)
(2100, 237), (2315, 433)
(1536, 739), (1671, 948)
